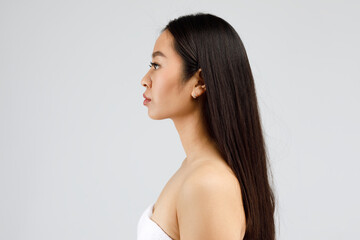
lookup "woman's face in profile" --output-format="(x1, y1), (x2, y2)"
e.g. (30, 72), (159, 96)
(141, 30), (197, 120)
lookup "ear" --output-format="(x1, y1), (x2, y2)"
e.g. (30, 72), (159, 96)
(194, 68), (205, 87)
(191, 68), (207, 98)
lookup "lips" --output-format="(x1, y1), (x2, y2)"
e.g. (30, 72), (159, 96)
(143, 93), (151, 100)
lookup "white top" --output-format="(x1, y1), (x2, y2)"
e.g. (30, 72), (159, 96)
(137, 203), (174, 240)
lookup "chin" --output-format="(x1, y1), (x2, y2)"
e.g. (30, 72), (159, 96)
(148, 111), (168, 120)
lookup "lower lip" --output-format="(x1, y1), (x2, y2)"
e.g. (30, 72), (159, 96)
(143, 99), (151, 105)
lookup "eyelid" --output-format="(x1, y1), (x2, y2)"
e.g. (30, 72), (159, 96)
(149, 61), (160, 70)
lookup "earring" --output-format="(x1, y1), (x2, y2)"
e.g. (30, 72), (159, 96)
(192, 92), (197, 99)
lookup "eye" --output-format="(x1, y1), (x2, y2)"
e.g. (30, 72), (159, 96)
(149, 61), (160, 70)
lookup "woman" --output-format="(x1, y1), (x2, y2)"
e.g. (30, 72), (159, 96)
(137, 13), (276, 240)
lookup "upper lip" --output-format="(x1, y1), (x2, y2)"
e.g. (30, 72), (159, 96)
(143, 93), (151, 100)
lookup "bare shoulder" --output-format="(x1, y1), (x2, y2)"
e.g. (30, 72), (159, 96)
(176, 160), (246, 240)
(181, 160), (240, 196)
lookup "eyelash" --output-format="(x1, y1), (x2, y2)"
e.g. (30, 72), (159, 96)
(149, 61), (160, 70)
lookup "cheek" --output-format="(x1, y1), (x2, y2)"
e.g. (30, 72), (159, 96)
(155, 71), (180, 101)
(157, 80), (173, 99)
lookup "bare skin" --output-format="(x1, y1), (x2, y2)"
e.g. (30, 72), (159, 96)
(140, 30), (246, 240)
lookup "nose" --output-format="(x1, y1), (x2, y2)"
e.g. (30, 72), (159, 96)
(141, 71), (151, 88)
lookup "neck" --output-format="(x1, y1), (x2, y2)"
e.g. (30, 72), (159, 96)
(171, 108), (221, 166)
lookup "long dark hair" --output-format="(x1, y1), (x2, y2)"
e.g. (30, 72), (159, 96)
(162, 13), (276, 239)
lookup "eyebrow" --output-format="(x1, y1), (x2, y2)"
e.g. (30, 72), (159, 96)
(152, 51), (167, 58)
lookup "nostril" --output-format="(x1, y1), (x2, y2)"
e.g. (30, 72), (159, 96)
(141, 77), (151, 88)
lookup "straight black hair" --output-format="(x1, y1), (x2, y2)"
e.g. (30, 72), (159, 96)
(162, 13), (276, 240)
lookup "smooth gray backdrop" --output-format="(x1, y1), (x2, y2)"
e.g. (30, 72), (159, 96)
(1, 0), (359, 239)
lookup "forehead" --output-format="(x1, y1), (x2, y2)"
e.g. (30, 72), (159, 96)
(153, 30), (175, 58)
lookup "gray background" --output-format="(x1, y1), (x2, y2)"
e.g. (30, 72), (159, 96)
(1, 0), (359, 239)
